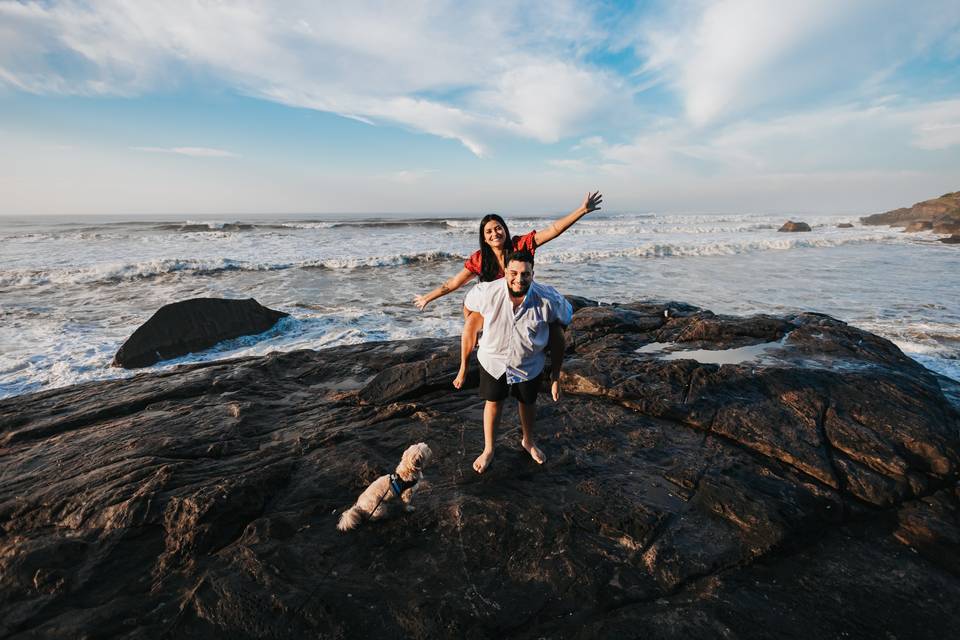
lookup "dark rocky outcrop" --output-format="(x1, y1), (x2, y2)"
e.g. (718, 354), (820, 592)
(904, 220), (933, 232)
(861, 191), (960, 227)
(837, 222), (854, 228)
(941, 234), (960, 244)
(3, 301), (959, 639)
(777, 220), (811, 232)
(112, 298), (288, 369)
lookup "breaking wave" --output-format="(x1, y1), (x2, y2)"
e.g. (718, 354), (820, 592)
(0, 252), (463, 288)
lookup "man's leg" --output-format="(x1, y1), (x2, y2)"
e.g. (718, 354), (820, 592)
(518, 400), (546, 464)
(473, 400), (501, 473)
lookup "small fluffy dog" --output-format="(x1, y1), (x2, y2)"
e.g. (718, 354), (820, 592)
(337, 442), (432, 532)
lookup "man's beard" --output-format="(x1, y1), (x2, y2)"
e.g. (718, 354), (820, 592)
(509, 281), (531, 297)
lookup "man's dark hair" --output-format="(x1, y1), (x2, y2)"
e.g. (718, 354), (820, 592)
(506, 249), (534, 267)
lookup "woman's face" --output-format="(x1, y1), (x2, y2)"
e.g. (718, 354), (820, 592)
(483, 220), (506, 248)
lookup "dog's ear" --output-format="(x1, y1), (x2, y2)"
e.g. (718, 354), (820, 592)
(403, 444), (422, 469)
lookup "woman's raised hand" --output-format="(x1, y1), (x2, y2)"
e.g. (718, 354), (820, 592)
(413, 294), (430, 311)
(582, 190), (603, 214)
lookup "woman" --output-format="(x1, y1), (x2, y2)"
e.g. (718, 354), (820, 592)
(414, 191), (603, 387)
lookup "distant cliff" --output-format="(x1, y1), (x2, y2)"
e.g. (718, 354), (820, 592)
(861, 190), (960, 227)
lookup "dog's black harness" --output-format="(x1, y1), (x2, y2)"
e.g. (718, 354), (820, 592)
(389, 473), (418, 497)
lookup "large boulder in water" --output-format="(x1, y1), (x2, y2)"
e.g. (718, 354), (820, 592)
(778, 220), (811, 232)
(2, 300), (959, 638)
(112, 297), (288, 369)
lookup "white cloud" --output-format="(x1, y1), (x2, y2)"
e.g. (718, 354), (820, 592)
(571, 136), (605, 151)
(633, 0), (960, 126)
(548, 98), (960, 192)
(473, 61), (620, 143)
(905, 102), (960, 150)
(0, 1), (617, 156)
(132, 146), (238, 158)
(388, 169), (438, 184)
(547, 159), (589, 171)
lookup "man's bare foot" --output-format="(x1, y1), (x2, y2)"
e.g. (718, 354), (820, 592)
(521, 438), (546, 464)
(473, 449), (494, 473)
(453, 365), (467, 389)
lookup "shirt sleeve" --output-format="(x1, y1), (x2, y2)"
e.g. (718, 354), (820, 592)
(464, 283), (484, 313)
(544, 287), (573, 326)
(463, 250), (482, 276)
(513, 230), (538, 255)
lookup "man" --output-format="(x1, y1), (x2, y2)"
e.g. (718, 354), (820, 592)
(463, 249), (573, 474)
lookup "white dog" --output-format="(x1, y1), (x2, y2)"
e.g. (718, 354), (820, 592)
(337, 442), (432, 532)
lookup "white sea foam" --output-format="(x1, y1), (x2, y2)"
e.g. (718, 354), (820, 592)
(0, 308), (462, 399)
(0, 251), (464, 288)
(537, 233), (905, 263)
(279, 221), (336, 229)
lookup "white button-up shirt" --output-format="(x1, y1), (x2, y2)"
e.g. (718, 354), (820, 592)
(464, 279), (573, 383)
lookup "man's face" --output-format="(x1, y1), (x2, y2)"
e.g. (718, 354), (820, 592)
(506, 259), (534, 297)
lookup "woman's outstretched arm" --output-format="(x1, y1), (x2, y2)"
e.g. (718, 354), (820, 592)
(413, 267), (475, 310)
(534, 190), (603, 247)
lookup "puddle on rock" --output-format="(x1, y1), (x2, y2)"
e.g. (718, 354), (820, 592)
(637, 339), (784, 365)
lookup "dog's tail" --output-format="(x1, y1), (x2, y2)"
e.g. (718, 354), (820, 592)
(337, 505), (363, 532)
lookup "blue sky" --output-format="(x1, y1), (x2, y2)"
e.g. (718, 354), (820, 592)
(1, 0), (959, 216)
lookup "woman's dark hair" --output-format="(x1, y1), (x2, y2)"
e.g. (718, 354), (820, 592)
(478, 214), (513, 282)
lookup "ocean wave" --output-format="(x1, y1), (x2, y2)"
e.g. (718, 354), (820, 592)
(278, 221), (336, 229)
(556, 222), (783, 235)
(857, 320), (960, 352)
(0, 258), (277, 287)
(0, 251), (464, 288)
(535, 233), (904, 263)
(299, 251), (461, 269)
(154, 221), (260, 232)
(0, 233), (908, 289)
(444, 216), (843, 236)
(328, 219), (452, 230)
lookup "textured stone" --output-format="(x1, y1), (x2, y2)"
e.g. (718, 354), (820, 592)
(2, 301), (958, 638)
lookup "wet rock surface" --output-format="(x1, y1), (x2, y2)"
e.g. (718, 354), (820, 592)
(3, 300), (959, 639)
(112, 298), (288, 369)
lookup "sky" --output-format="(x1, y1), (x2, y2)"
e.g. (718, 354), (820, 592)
(1, 0), (959, 217)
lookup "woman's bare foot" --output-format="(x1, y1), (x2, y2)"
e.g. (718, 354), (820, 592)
(521, 438), (546, 464)
(453, 365), (467, 389)
(473, 449), (494, 473)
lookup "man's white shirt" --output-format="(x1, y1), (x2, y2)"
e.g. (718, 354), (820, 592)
(464, 279), (573, 383)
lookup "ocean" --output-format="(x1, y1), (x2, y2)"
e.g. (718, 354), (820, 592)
(1, 210), (958, 400)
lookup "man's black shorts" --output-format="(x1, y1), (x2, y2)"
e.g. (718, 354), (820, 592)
(478, 365), (543, 405)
